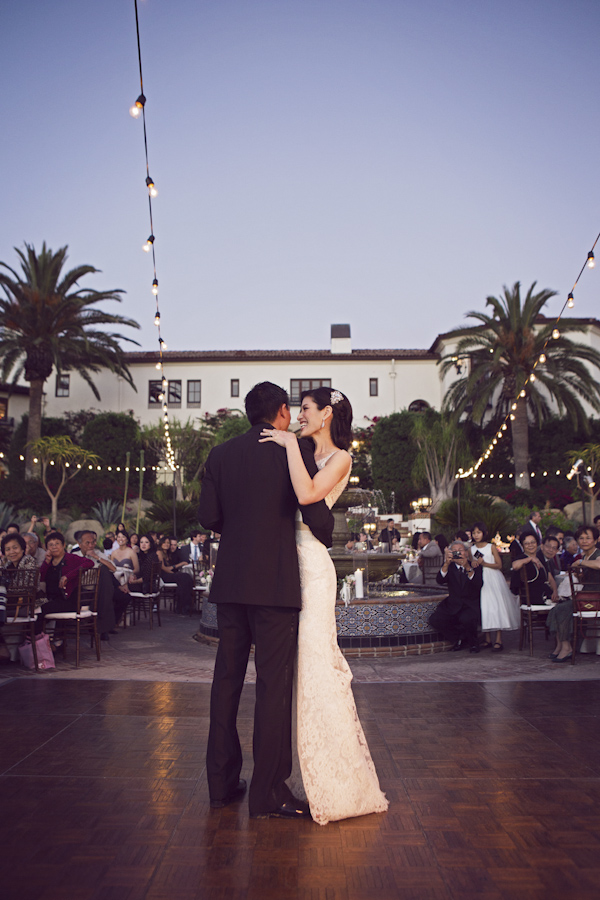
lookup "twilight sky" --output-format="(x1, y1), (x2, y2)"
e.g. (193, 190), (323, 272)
(2, 0), (599, 354)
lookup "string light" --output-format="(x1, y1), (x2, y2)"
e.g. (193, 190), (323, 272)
(453, 229), (599, 481)
(130, 0), (176, 472)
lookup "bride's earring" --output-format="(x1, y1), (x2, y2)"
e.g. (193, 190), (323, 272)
(321, 418), (325, 429)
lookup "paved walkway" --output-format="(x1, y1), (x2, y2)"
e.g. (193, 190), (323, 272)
(2, 609), (599, 684)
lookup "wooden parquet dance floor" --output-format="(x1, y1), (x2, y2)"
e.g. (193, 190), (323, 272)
(1, 678), (600, 900)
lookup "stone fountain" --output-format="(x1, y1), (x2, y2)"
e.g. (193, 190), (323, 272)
(329, 488), (399, 581)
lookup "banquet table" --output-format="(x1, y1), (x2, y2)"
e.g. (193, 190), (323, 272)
(402, 560), (422, 584)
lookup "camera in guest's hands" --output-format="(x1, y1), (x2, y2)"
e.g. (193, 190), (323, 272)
(452, 550), (462, 559)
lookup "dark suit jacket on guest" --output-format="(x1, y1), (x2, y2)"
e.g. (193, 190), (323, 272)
(198, 423), (334, 608)
(435, 563), (483, 615)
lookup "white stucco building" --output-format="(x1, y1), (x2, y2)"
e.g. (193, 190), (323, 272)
(3, 318), (600, 443)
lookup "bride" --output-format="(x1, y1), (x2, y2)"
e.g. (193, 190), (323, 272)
(260, 386), (388, 825)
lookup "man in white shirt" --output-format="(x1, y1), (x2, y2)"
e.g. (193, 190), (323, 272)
(23, 532), (46, 567)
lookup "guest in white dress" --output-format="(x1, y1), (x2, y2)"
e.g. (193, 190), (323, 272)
(469, 522), (519, 652)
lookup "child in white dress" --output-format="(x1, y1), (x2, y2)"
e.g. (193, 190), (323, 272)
(470, 522), (519, 651)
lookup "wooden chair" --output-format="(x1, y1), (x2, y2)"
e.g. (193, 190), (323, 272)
(43, 566), (101, 667)
(421, 555), (442, 586)
(518, 566), (550, 656)
(4, 568), (40, 671)
(568, 566), (600, 666)
(129, 562), (162, 629)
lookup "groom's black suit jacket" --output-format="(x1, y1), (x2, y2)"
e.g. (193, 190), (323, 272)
(198, 422), (334, 608)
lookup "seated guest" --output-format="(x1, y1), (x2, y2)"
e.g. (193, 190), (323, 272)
(23, 532), (46, 567)
(129, 533), (140, 554)
(6, 522), (20, 534)
(546, 525), (600, 663)
(1, 532), (38, 580)
(572, 525), (600, 591)
(416, 532), (443, 571)
(356, 531), (374, 551)
(379, 519), (400, 548)
(454, 530), (471, 545)
(127, 534), (160, 594)
(537, 535), (561, 580)
(37, 532), (94, 634)
(434, 534), (449, 554)
(168, 537), (189, 570)
(181, 531), (210, 566)
(157, 535), (194, 615)
(74, 530), (124, 635)
(510, 533), (556, 603)
(429, 542), (483, 652)
(560, 535), (580, 571)
(110, 530), (140, 577)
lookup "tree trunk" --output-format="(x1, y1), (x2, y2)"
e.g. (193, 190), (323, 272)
(25, 379), (44, 480)
(512, 399), (530, 489)
(174, 467), (184, 502)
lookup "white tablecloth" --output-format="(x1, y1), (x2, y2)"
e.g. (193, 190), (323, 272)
(402, 561), (422, 584)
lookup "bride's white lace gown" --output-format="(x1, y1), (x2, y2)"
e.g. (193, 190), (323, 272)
(289, 454), (388, 825)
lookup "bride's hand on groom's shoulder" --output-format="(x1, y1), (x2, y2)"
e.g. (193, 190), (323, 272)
(259, 428), (294, 447)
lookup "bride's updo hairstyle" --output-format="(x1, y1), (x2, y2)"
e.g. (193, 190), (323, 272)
(300, 387), (353, 450)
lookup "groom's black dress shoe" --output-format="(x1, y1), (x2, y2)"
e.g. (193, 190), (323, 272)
(210, 779), (247, 809)
(250, 799), (311, 820)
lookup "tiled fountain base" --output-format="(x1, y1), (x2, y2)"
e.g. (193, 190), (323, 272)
(199, 588), (450, 658)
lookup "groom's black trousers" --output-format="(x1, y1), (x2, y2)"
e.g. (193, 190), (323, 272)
(207, 602), (299, 815)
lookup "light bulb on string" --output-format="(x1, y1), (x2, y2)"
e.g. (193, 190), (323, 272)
(512, 403), (517, 411)
(155, 362), (161, 370)
(587, 251), (595, 269)
(159, 337), (167, 350)
(552, 328), (560, 339)
(530, 373), (536, 382)
(154, 311), (160, 326)
(567, 292), (574, 308)
(539, 353), (546, 363)
(519, 389), (526, 398)
(129, 93), (146, 118)
(510, 414), (515, 421)
(502, 423), (507, 430)
(146, 175), (158, 198)
(152, 279), (159, 295)
(143, 234), (155, 252)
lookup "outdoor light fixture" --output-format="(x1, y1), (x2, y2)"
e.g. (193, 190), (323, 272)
(539, 353), (546, 363)
(152, 279), (159, 295)
(154, 311), (160, 326)
(567, 292), (574, 308)
(587, 251), (595, 268)
(146, 175), (158, 197)
(129, 93), (146, 118)
(143, 234), (155, 252)
(552, 329), (560, 339)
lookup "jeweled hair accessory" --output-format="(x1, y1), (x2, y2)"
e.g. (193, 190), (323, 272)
(330, 390), (343, 405)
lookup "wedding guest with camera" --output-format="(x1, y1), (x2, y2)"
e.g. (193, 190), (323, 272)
(428, 541), (483, 652)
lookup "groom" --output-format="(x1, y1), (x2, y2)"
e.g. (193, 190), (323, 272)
(198, 381), (334, 818)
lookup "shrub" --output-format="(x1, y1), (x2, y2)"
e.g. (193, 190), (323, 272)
(434, 496), (513, 540)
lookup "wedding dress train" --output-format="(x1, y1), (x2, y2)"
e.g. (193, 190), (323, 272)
(289, 457), (388, 825)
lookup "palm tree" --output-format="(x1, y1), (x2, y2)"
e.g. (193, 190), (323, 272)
(439, 282), (600, 488)
(0, 242), (140, 479)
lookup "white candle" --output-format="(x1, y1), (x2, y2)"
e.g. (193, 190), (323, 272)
(355, 568), (364, 599)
